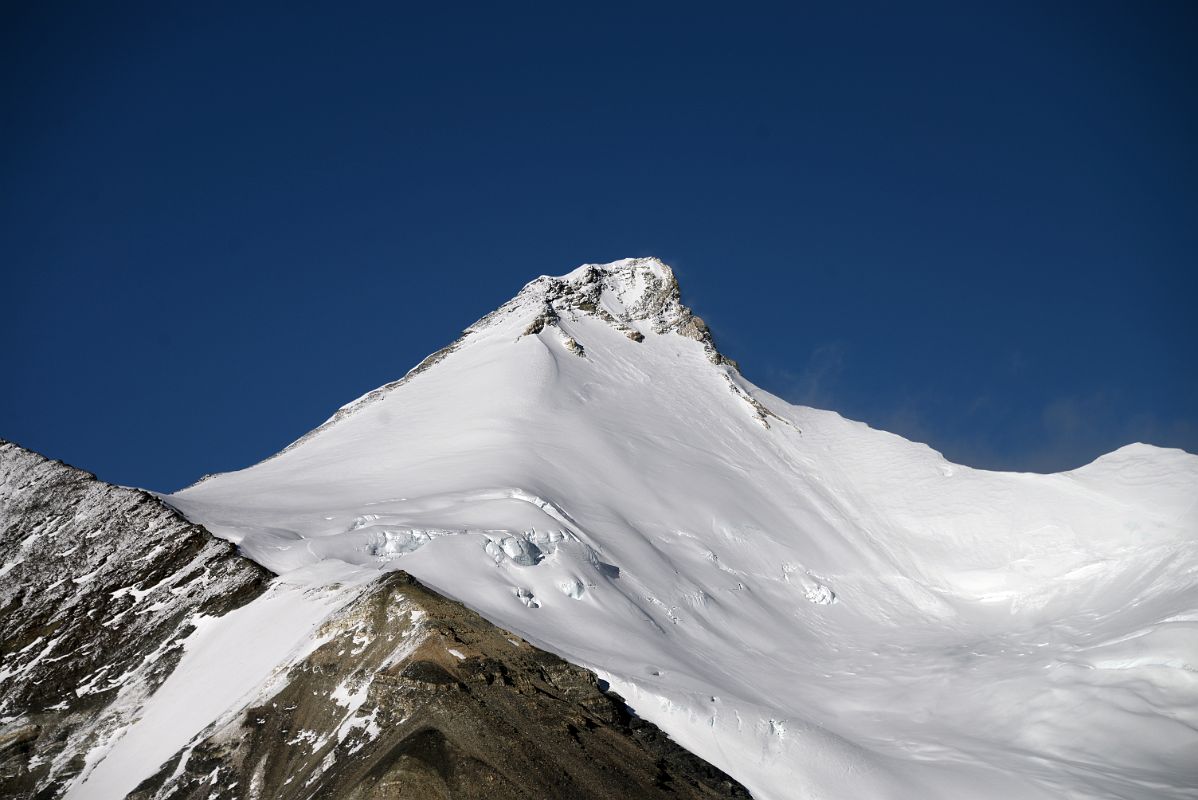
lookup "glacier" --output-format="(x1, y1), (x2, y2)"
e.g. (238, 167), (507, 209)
(162, 257), (1198, 800)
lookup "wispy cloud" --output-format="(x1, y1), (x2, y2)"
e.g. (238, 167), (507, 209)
(771, 352), (1197, 473)
(945, 392), (1197, 473)
(779, 343), (847, 408)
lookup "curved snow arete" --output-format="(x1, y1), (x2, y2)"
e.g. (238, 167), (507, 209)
(168, 258), (1198, 800)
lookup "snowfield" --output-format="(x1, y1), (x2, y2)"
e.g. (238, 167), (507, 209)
(168, 258), (1198, 800)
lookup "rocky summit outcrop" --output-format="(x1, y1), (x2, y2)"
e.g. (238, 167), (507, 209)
(131, 571), (749, 800)
(0, 440), (271, 798)
(0, 440), (750, 799)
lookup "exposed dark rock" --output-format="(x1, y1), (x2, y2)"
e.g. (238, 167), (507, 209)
(522, 303), (560, 336)
(562, 336), (586, 357)
(0, 440), (271, 798)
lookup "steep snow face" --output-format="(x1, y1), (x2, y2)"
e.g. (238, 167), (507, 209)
(171, 258), (1198, 800)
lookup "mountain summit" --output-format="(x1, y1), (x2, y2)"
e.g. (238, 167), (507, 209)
(252, 257), (754, 466)
(163, 258), (1198, 800)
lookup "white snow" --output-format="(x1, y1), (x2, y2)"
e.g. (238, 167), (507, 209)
(155, 258), (1198, 800)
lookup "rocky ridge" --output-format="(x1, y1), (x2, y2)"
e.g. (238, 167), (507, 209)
(0, 440), (270, 798)
(131, 571), (749, 800)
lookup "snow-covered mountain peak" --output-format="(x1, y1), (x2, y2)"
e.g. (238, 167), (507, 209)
(524, 256), (681, 325)
(243, 257), (741, 465)
(523, 256), (677, 316)
(167, 259), (1198, 800)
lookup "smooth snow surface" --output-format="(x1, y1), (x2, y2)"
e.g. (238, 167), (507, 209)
(170, 258), (1198, 800)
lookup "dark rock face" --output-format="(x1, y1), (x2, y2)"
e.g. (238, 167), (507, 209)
(0, 440), (270, 798)
(131, 571), (751, 800)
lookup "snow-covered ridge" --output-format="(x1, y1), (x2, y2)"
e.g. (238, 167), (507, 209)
(169, 258), (1198, 800)
(185, 257), (737, 487)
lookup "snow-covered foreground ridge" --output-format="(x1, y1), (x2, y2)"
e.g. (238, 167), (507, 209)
(171, 257), (1198, 800)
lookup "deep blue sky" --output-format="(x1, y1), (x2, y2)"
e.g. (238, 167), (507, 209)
(3, 2), (1195, 491)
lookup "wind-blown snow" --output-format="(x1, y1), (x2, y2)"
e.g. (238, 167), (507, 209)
(168, 258), (1198, 800)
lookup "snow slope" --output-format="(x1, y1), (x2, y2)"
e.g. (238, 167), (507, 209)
(170, 258), (1198, 800)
